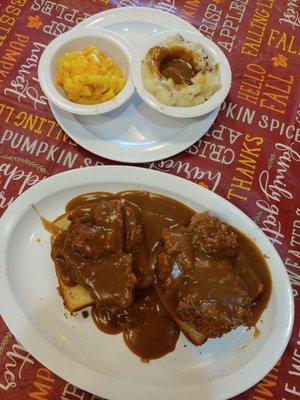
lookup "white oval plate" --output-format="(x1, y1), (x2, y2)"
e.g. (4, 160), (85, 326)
(0, 166), (294, 400)
(50, 7), (220, 163)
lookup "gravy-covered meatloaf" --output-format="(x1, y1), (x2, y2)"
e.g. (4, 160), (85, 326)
(176, 265), (252, 338)
(51, 199), (140, 309)
(154, 213), (264, 341)
(48, 190), (271, 360)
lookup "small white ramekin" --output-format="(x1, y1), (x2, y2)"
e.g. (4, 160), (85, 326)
(132, 30), (232, 118)
(38, 28), (134, 115)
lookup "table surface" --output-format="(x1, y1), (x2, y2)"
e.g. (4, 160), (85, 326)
(0, 0), (299, 399)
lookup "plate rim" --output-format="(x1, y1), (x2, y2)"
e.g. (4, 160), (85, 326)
(75, 6), (200, 33)
(0, 166), (294, 400)
(50, 6), (220, 163)
(50, 102), (220, 164)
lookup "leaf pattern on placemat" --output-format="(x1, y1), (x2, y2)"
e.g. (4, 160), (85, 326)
(0, 331), (12, 358)
(26, 15), (43, 29)
(271, 54), (288, 68)
(267, 152), (277, 171)
(0, 155), (48, 175)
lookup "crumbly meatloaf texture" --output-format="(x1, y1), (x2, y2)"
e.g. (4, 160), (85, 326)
(187, 213), (238, 257)
(177, 292), (251, 338)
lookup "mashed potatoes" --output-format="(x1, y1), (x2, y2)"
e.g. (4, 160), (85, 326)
(141, 34), (221, 107)
(56, 46), (126, 105)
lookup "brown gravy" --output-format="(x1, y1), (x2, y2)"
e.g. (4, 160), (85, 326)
(160, 56), (196, 85)
(147, 45), (197, 85)
(122, 288), (179, 360)
(51, 191), (272, 360)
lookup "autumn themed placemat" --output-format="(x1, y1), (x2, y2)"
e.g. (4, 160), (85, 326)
(0, 0), (299, 399)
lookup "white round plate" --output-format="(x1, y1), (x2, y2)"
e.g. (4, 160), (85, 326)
(0, 166), (294, 400)
(49, 7), (220, 163)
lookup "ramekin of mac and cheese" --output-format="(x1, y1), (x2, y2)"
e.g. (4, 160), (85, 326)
(38, 28), (134, 115)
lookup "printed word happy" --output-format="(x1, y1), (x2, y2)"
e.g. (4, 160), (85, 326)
(0, 162), (42, 196)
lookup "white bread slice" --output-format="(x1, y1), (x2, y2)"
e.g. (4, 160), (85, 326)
(56, 266), (94, 313)
(176, 320), (207, 346)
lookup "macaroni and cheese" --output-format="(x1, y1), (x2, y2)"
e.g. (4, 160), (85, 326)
(56, 46), (126, 105)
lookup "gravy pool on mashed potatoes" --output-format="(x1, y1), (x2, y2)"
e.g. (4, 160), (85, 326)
(56, 46), (126, 105)
(141, 34), (221, 107)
